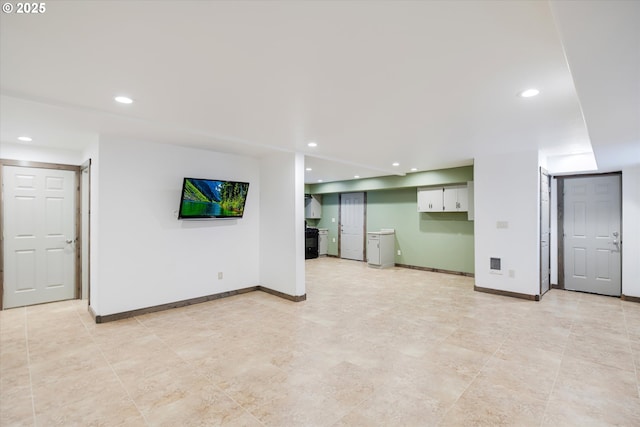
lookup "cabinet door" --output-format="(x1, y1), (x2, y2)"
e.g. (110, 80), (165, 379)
(367, 236), (380, 264)
(318, 232), (328, 255)
(417, 189), (430, 211)
(443, 185), (468, 212)
(304, 198), (313, 217)
(305, 195), (322, 218)
(456, 186), (469, 211)
(417, 188), (444, 212)
(443, 187), (458, 211)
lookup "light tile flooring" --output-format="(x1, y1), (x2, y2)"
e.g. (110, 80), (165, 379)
(2, 257), (640, 426)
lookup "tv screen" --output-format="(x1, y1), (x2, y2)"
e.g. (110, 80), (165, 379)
(178, 178), (249, 219)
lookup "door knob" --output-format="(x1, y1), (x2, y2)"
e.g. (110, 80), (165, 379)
(611, 232), (621, 252)
(66, 239), (74, 244)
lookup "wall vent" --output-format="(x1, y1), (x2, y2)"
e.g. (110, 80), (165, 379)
(490, 257), (501, 271)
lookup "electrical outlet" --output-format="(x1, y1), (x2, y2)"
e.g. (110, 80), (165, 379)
(332, 237), (336, 243)
(509, 270), (515, 278)
(218, 272), (223, 280)
(332, 217), (336, 222)
(397, 250), (402, 256)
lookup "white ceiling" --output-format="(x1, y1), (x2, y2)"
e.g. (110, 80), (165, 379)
(1, 1), (638, 182)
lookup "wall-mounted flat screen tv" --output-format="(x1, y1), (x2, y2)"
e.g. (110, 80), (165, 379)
(178, 178), (249, 219)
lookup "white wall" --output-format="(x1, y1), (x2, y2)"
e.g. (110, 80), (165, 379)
(91, 137), (260, 316)
(622, 165), (640, 297)
(259, 152), (305, 297)
(0, 142), (84, 165)
(474, 151), (540, 296)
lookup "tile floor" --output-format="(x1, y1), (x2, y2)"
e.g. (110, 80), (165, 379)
(1, 257), (640, 426)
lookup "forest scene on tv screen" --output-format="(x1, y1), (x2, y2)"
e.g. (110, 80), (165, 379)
(180, 178), (249, 218)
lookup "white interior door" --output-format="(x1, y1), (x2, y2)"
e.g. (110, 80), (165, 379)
(340, 192), (365, 261)
(564, 175), (621, 296)
(540, 169), (550, 296)
(2, 166), (77, 308)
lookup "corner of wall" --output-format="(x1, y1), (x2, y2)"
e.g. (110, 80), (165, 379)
(473, 151), (541, 297)
(622, 165), (640, 297)
(259, 152), (305, 297)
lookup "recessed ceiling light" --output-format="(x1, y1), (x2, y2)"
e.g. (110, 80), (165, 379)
(519, 88), (540, 98)
(410, 168), (417, 172)
(307, 142), (317, 148)
(114, 96), (134, 104)
(392, 162), (400, 167)
(17, 136), (32, 142)
(305, 167), (312, 171)
(317, 179), (323, 182)
(354, 175), (360, 179)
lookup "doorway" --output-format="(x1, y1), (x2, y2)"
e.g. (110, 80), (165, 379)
(339, 192), (365, 261)
(560, 174), (622, 296)
(1, 161), (81, 309)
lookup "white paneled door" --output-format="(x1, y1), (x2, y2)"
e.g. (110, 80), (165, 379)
(2, 166), (77, 308)
(564, 175), (621, 296)
(340, 192), (365, 261)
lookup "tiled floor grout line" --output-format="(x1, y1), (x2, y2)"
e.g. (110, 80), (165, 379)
(254, 294), (379, 427)
(621, 301), (640, 399)
(330, 392), (374, 426)
(246, 292), (385, 426)
(81, 313), (152, 426)
(538, 305), (575, 427)
(434, 324), (509, 426)
(293, 315), (373, 427)
(23, 307), (38, 427)
(143, 313), (268, 427)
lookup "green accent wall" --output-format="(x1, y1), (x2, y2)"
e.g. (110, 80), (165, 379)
(309, 165), (474, 274)
(315, 193), (340, 256)
(367, 188), (474, 273)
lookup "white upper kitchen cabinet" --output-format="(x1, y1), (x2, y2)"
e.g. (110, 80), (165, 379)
(417, 187), (444, 212)
(443, 185), (468, 212)
(418, 184), (469, 213)
(305, 194), (322, 219)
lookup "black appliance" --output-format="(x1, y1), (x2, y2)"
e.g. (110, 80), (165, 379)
(305, 226), (319, 259)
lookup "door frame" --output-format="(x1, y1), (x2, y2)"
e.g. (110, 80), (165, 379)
(80, 159), (91, 304)
(0, 159), (82, 309)
(556, 171), (622, 292)
(540, 167), (550, 297)
(338, 192), (367, 260)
